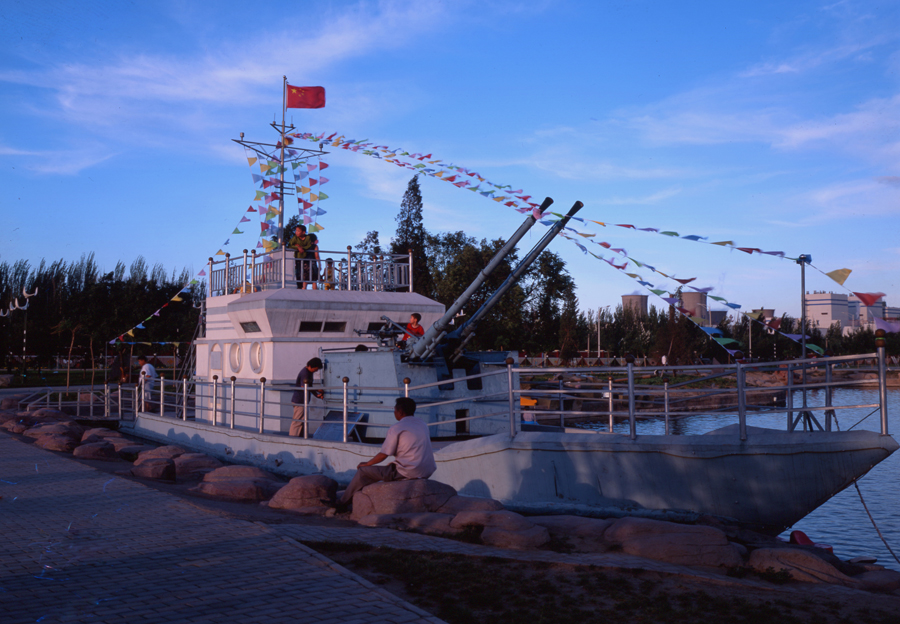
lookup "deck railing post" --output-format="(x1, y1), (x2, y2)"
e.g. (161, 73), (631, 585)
(258, 378), (266, 434)
(117, 384), (122, 421)
(133, 386), (138, 420)
(342, 377), (350, 443)
(737, 363), (747, 441)
(77, 389), (81, 418)
(786, 363), (794, 432)
(208, 257), (213, 298)
(506, 358), (516, 438)
(303, 382), (309, 440)
(664, 382), (670, 435)
(281, 243), (286, 289)
(242, 249), (248, 290)
(607, 376), (614, 433)
(627, 361), (636, 440)
(559, 378), (565, 427)
(230, 376), (236, 429)
(104, 382), (110, 419)
(408, 248), (414, 293)
(182, 377), (188, 421)
(159, 375), (165, 417)
(403, 377), (410, 398)
(825, 362), (833, 432)
(140, 372), (146, 413)
(212, 375), (219, 426)
(224, 253), (231, 294)
(346, 246), (352, 290)
(876, 330), (889, 435)
(250, 249), (257, 292)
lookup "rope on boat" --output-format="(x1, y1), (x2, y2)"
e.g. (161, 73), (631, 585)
(853, 480), (900, 567)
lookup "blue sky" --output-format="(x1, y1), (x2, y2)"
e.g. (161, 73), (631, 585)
(2, 0), (899, 320)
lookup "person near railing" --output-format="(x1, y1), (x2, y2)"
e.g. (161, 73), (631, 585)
(287, 225), (312, 289)
(336, 397), (436, 512)
(307, 233), (321, 290)
(138, 355), (158, 411)
(289, 357), (324, 436)
(322, 258), (336, 290)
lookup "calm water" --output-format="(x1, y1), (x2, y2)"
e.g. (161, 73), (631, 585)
(581, 387), (900, 570)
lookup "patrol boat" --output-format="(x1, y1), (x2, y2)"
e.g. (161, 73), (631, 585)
(121, 123), (898, 534)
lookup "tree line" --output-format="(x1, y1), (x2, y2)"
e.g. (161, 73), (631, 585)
(0, 254), (200, 377)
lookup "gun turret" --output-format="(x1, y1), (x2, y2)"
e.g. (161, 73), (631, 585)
(410, 197), (554, 360)
(447, 200), (584, 362)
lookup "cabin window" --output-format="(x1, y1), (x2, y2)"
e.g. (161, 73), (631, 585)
(299, 321), (322, 332)
(240, 321), (261, 333)
(323, 322), (346, 333)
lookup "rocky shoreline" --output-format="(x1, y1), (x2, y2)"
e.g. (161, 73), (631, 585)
(2, 390), (899, 602)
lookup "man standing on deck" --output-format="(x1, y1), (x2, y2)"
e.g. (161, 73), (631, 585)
(138, 355), (157, 411)
(337, 397), (436, 510)
(290, 357), (323, 436)
(288, 225), (312, 289)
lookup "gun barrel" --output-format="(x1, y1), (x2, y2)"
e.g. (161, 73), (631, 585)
(449, 200), (584, 360)
(411, 197), (553, 360)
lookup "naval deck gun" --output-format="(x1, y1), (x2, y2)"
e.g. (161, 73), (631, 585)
(322, 198), (583, 438)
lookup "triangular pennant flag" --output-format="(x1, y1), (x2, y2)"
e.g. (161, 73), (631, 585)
(136, 323), (145, 329)
(318, 176), (329, 185)
(171, 295), (183, 302)
(247, 157), (257, 166)
(310, 193), (319, 202)
(318, 192), (329, 200)
(852, 292), (885, 307)
(319, 162), (329, 170)
(233, 228), (243, 234)
(826, 268), (852, 286)
(711, 241), (734, 246)
(198, 270), (206, 276)
(240, 216), (251, 223)
(215, 249), (225, 255)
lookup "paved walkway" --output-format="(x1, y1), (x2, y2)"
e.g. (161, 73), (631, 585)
(0, 433), (444, 624)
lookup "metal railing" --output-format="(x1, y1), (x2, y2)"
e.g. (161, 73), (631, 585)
(96, 343), (891, 444)
(207, 246), (412, 297)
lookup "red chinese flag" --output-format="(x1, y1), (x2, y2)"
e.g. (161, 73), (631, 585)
(286, 85), (325, 109)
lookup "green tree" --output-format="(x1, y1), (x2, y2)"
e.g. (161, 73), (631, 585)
(391, 176), (434, 297)
(356, 231), (382, 255)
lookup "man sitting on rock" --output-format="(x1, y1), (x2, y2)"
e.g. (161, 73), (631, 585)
(337, 397), (436, 510)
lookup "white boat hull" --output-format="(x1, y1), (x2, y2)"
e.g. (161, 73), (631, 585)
(125, 414), (897, 532)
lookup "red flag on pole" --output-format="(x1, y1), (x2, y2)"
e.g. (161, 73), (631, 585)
(286, 85), (325, 109)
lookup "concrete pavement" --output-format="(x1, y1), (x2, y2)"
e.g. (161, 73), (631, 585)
(0, 432), (444, 624)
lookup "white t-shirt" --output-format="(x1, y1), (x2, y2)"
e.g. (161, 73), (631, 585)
(141, 363), (157, 393)
(379, 416), (436, 479)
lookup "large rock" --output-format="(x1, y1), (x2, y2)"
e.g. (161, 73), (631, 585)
(81, 427), (122, 442)
(605, 517), (743, 568)
(28, 408), (72, 420)
(435, 495), (504, 515)
(357, 513), (463, 537)
(350, 479), (457, 520)
(117, 444), (157, 461)
(748, 548), (858, 585)
(73, 440), (120, 461)
(174, 453), (225, 480)
(0, 393), (29, 409)
(0, 419), (30, 434)
(0, 374), (12, 388)
(450, 510), (550, 550)
(192, 465), (284, 502)
(268, 475), (337, 510)
(32, 433), (78, 452)
(530, 515), (615, 552)
(855, 569), (900, 592)
(131, 457), (176, 481)
(450, 510), (536, 532)
(24, 421), (84, 439)
(134, 445), (187, 465)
